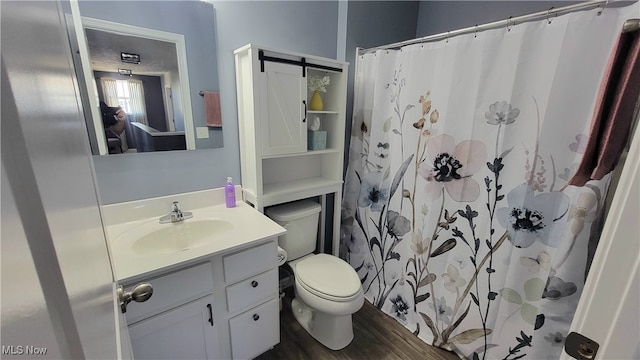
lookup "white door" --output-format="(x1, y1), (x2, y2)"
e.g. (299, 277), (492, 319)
(260, 61), (307, 156)
(560, 121), (640, 359)
(1, 1), (130, 358)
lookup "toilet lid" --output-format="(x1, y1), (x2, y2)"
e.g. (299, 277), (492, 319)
(295, 254), (361, 298)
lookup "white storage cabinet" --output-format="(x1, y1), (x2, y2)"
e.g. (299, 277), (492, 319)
(234, 44), (348, 255)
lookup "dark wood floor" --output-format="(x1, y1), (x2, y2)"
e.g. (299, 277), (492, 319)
(256, 296), (460, 360)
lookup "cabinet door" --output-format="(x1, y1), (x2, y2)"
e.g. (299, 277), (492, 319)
(229, 298), (279, 360)
(260, 61), (306, 156)
(128, 296), (220, 360)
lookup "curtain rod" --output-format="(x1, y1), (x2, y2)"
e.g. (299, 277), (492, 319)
(358, 1), (639, 55)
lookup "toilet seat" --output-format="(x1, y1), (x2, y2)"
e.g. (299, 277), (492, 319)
(294, 254), (362, 302)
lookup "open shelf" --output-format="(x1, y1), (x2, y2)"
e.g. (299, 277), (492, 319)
(262, 148), (340, 159)
(307, 110), (339, 115)
(261, 177), (342, 207)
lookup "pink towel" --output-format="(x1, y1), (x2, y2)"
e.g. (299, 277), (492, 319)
(569, 30), (640, 186)
(204, 91), (222, 127)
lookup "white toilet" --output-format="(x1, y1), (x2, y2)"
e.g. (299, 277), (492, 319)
(266, 200), (364, 350)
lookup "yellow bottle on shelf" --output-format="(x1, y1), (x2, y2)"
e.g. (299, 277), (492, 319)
(310, 90), (323, 111)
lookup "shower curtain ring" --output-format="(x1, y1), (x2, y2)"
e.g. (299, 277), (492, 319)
(506, 16), (513, 32)
(446, 31), (450, 43)
(597, 0), (609, 16)
(546, 7), (554, 24)
(474, 25), (478, 38)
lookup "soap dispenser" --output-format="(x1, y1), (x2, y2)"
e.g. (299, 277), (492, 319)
(225, 177), (236, 208)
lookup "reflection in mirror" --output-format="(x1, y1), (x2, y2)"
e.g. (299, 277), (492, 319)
(69, 1), (222, 155)
(86, 25), (190, 154)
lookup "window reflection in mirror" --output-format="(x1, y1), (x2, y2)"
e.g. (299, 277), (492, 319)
(69, 1), (222, 155)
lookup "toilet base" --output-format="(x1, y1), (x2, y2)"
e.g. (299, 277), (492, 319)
(291, 298), (354, 350)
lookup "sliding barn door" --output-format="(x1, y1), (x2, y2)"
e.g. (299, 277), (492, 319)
(259, 61), (306, 156)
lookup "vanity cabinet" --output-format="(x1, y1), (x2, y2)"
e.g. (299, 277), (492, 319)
(124, 262), (220, 360)
(123, 239), (280, 360)
(128, 295), (219, 360)
(234, 44), (348, 255)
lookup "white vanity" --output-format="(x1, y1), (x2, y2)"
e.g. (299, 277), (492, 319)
(103, 188), (286, 359)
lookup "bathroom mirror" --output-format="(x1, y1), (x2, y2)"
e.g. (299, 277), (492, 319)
(69, 0), (222, 155)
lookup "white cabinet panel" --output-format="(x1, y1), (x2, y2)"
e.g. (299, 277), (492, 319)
(125, 262), (213, 324)
(260, 61), (306, 156)
(128, 296), (220, 360)
(229, 298), (279, 360)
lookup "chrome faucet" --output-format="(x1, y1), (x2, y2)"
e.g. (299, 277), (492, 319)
(159, 201), (193, 224)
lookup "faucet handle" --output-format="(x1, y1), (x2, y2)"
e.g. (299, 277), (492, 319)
(172, 201), (181, 212)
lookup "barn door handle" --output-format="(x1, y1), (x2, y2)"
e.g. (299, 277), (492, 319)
(302, 100), (307, 123)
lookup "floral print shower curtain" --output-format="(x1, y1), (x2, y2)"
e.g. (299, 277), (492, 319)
(341, 5), (637, 360)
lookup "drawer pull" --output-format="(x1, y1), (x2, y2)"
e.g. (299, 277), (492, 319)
(207, 304), (214, 326)
(251, 281), (259, 288)
(252, 314), (260, 321)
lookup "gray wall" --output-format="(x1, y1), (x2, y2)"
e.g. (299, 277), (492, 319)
(416, 1), (580, 36)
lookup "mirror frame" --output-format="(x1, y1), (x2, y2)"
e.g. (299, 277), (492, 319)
(70, 3), (195, 155)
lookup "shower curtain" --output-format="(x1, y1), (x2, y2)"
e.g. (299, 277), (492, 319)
(342, 5), (637, 360)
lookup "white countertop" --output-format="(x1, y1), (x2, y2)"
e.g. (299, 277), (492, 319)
(103, 189), (285, 283)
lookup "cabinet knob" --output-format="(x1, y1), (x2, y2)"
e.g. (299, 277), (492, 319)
(251, 280), (259, 288)
(252, 314), (260, 321)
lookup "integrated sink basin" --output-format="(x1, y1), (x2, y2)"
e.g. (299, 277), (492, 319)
(116, 215), (234, 255)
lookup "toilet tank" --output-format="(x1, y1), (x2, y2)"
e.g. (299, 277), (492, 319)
(266, 200), (321, 261)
